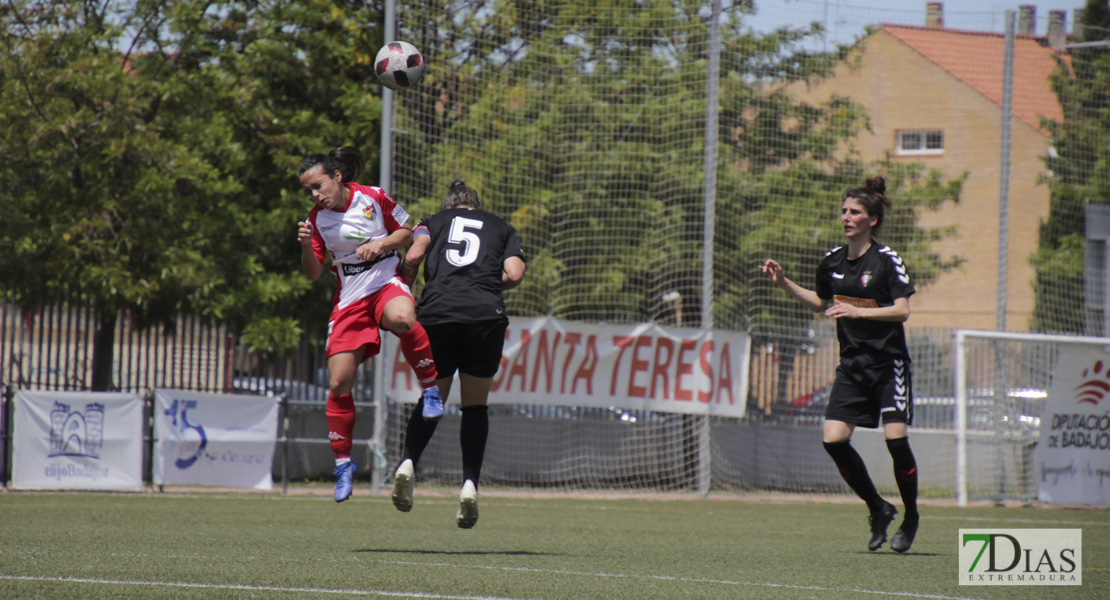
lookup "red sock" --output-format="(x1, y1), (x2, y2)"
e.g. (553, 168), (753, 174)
(326, 393), (356, 458)
(398, 323), (438, 386)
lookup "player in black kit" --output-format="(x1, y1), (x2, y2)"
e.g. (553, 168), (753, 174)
(761, 175), (919, 553)
(391, 179), (526, 528)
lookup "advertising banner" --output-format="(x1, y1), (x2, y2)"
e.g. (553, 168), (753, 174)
(153, 389), (279, 490)
(11, 391), (143, 491)
(385, 317), (751, 418)
(1035, 345), (1110, 505)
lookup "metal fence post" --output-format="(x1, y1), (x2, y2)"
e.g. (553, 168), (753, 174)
(281, 393), (289, 494)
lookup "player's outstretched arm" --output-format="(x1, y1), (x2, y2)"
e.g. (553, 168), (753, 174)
(760, 259), (825, 312)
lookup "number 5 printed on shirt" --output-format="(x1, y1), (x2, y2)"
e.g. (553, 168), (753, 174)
(447, 216), (484, 267)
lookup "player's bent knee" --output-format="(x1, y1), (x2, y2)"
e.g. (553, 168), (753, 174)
(384, 314), (416, 333)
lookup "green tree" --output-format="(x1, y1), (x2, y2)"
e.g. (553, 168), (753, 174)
(1032, 0), (1110, 334)
(382, 2), (963, 414)
(393, 1), (847, 322)
(389, 2), (960, 325)
(0, 0), (385, 389)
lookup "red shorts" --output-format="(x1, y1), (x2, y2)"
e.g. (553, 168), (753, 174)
(326, 279), (414, 361)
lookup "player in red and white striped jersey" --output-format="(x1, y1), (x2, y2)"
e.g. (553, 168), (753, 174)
(296, 146), (442, 503)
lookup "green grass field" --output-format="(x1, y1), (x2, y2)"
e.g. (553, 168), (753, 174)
(1, 487), (1106, 600)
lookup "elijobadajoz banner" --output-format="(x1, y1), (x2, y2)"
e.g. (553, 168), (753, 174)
(12, 391), (143, 491)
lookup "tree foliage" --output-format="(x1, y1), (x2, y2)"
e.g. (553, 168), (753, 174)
(0, 0), (385, 387)
(1, 0), (963, 393)
(391, 1), (961, 333)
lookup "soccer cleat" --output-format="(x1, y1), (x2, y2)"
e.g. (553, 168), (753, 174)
(890, 514), (920, 553)
(868, 501), (898, 551)
(421, 387), (444, 422)
(456, 479), (479, 529)
(333, 459), (358, 503)
(391, 459), (415, 512)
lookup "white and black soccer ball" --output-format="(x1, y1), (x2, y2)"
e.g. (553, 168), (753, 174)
(374, 41), (425, 90)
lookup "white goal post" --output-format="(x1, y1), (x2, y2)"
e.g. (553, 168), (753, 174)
(955, 330), (1110, 506)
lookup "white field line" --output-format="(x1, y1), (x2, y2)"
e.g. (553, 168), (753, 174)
(2, 565), (989, 600)
(383, 560), (989, 600)
(0, 574), (535, 600)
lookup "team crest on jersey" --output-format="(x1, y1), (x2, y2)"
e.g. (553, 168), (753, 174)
(861, 271), (873, 287)
(363, 205), (376, 220)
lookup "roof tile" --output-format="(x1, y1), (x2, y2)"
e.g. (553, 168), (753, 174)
(883, 24), (1066, 133)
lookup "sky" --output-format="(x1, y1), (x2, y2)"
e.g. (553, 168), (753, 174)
(748, 0), (1091, 47)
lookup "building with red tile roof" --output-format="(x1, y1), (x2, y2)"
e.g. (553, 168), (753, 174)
(789, 11), (1069, 331)
(883, 24), (1065, 133)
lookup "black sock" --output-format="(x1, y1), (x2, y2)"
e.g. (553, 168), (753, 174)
(886, 437), (919, 519)
(460, 405), (489, 485)
(823, 440), (884, 512)
(403, 398), (440, 465)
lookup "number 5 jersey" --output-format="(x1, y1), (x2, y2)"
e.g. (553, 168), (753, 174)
(413, 208), (525, 325)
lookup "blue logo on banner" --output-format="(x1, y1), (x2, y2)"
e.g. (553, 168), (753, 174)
(48, 402), (105, 458)
(164, 400), (208, 469)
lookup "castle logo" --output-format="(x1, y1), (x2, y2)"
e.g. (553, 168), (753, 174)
(48, 401), (105, 459)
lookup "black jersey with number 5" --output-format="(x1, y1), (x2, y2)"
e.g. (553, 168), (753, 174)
(414, 208), (524, 325)
(815, 243), (915, 362)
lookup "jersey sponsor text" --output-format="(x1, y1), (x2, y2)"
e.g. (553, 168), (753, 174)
(833, 295), (878, 309)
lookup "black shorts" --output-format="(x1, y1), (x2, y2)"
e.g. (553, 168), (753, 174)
(825, 355), (913, 428)
(423, 319), (508, 379)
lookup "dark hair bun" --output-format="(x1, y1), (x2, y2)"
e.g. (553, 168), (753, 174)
(864, 175), (886, 196)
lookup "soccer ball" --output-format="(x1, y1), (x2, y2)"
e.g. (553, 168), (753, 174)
(375, 41), (425, 90)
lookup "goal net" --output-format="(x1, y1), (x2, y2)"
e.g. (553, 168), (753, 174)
(955, 330), (1110, 506)
(368, 1), (1092, 497)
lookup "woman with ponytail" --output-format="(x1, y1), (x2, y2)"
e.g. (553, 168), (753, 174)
(391, 179), (526, 529)
(296, 146), (442, 503)
(761, 175), (920, 553)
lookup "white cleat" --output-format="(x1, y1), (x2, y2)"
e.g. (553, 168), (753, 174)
(391, 459), (415, 512)
(456, 479), (479, 529)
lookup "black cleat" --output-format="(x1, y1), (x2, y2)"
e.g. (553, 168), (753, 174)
(890, 514), (919, 553)
(868, 502), (897, 551)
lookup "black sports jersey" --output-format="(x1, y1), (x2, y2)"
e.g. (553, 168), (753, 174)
(414, 208), (524, 325)
(815, 242), (915, 362)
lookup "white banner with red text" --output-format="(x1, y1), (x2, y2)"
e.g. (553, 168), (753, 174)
(1035, 345), (1110, 506)
(11, 391), (144, 491)
(385, 317), (750, 418)
(153, 389), (279, 490)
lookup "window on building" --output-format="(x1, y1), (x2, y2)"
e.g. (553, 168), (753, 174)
(895, 130), (943, 156)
